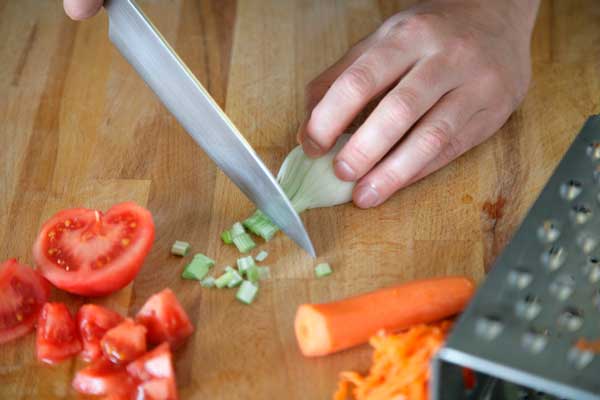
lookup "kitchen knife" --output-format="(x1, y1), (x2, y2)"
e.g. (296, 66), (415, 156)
(104, 0), (315, 257)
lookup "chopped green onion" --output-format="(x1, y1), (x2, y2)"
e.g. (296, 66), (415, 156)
(215, 271), (234, 288)
(246, 265), (259, 283)
(314, 263), (333, 278)
(221, 230), (233, 244)
(171, 240), (190, 256)
(236, 256), (255, 275)
(257, 266), (271, 281)
(243, 210), (279, 241)
(231, 222), (246, 237)
(254, 250), (269, 262)
(233, 233), (256, 253)
(192, 253), (215, 267)
(227, 269), (243, 288)
(200, 276), (216, 288)
(236, 280), (259, 304)
(182, 255), (214, 280)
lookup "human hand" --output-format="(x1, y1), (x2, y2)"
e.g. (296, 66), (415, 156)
(298, 0), (540, 208)
(63, 0), (103, 20)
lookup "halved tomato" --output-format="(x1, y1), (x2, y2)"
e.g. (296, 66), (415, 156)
(135, 289), (193, 348)
(0, 259), (50, 344)
(32, 202), (155, 296)
(77, 304), (124, 362)
(72, 356), (134, 397)
(128, 343), (177, 400)
(136, 378), (178, 400)
(36, 302), (82, 364)
(101, 319), (147, 364)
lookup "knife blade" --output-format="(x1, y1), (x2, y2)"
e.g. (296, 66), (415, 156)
(104, 0), (315, 257)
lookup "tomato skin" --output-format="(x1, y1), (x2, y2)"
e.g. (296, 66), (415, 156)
(72, 356), (135, 397)
(33, 202), (155, 296)
(136, 378), (177, 400)
(0, 259), (50, 344)
(77, 304), (124, 362)
(128, 343), (177, 400)
(101, 319), (147, 365)
(135, 289), (193, 348)
(36, 302), (82, 364)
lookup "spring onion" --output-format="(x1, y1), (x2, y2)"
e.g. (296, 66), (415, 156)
(246, 265), (260, 283)
(236, 256), (255, 275)
(236, 280), (259, 304)
(314, 263), (333, 278)
(231, 222), (246, 237)
(226, 269), (243, 288)
(221, 230), (233, 244)
(243, 210), (279, 241)
(258, 266), (271, 281)
(233, 233), (256, 253)
(200, 276), (216, 288)
(215, 270), (234, 288)
(255, 250), (269, 262)
(171, 240), (191, 257)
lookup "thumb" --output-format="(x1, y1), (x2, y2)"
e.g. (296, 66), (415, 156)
(64, 0), (104, 20)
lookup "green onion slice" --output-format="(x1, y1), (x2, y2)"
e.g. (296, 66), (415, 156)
(314, 263), (333, 278)
(233, 233), (256, 253)
(236, 280), (259, 304)
(171, 240), (190, 257)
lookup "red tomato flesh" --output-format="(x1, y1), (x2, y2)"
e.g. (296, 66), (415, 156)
(128, 343), (178, 400)
(77, 304), (124, 362)
(135, 289), (193, 348)
(136, 378), (178, 400)
(72, 356), (135, 396)
(102, 319), (147, 364)
(0, 259), (50, 344)
(32, 202), (155, 296)
(36, 302), (82, 364)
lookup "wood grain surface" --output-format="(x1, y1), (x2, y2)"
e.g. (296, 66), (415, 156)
(1, 0), (599, 398)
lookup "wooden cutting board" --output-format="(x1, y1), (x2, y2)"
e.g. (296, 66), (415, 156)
(1, 0), (599, 398)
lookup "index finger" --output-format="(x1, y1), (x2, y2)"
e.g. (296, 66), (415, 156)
(64, 0), (103, 20)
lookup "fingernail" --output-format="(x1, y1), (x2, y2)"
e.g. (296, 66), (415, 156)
(355, 184), (379, 208)
(335, 160), (356, 181)
(304, 138), (321, 156)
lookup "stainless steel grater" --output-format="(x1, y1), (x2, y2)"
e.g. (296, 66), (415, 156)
(431, 115), (600, 400)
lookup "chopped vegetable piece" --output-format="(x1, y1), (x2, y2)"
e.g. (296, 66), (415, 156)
(333, 321), (452, 400)
(171, 240), (190, 257)
(258, 266), (271, 281)
(221, 230), (233, 244)
(314, 263), (333, 278)
(231, 222), (246, 237)
(246, 265), (259, 283)
(236, 256), (255, 275)
(233, 233), (256, 253)
(181, 254), (214, 281)
(215, 271), (234, 289)
(243, 210), (279, 241)
(200, 276), (216, 288)
(127, 343), (176, 384)
(227, 269), (243, 288)
(72, 357), (134, 397)
(294, 276), (475, 357)
(37, 302), (82, 364)
(236, 281), (259, 304)
(255, 250), (269, 262)
(77, 304), (124, 362)
(101, 319), (147, 365)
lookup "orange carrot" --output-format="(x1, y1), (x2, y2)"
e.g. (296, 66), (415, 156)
(333, 321), (452, 400)
(295, 276), (474, 357)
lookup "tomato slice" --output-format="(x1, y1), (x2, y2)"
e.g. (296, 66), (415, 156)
(136, 378), (178, 400)
(0, 259), (50, 344)
(36, 302), (82, 364)
(72, 356), (135, 397)
(135, 289), (193, 348)
(77, 304), (124, 362)
(32, 202), (155, 296)
(102, 319), (147, 364)
(127, 343), (178, 400)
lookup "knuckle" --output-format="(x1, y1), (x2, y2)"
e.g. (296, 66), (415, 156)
(380, 88), (420, 125)
(401, 14), (437, 37)
(337, 64), (376, 98)
(379, 167), (407, 190)
(416, 120), (454, 158)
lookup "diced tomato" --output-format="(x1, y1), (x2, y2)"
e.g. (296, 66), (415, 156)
(32, 202), (155, 296)
(77, 304), (124, 362)
(0, 259), (50, 344)
(72, 356), (135, 397)
(36, 302), (82, 364)
(136, 378), (177, 400)
(102, 319), (147, 364)
(135, 289), (193, 348)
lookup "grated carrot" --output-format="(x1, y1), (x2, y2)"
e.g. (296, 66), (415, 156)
(333, 320), (452, 400)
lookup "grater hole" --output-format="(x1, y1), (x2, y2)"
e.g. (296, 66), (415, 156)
(588, 264), (600, 283)
(559, 179), (583, 201)
(569, 203), (592, 224)
(549, 274), (576, 301)
(587, 142), (600, 160)
(541, 245), (566, 271)
(577, 232), (599, 254)
(475, 315), (503, 340)
(567, 346), (594, 370)
(521, 328), (548, 354)
(507, 268), (533, 289)
(593, 290), (600, 311)
(557, 308), (583, 331)
(537, 220), (561, 243)
(593, 164), (600, 183)
(515, 295), (542, 321)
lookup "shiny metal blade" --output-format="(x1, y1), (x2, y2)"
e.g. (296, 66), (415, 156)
(104, 0), (315, 257)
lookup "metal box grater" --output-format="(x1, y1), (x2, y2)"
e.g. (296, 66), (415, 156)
(431, 115), (600, 400)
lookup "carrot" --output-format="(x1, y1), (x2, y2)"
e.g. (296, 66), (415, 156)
(333, 321), (452, 400)
(294, 276), (474, 357)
